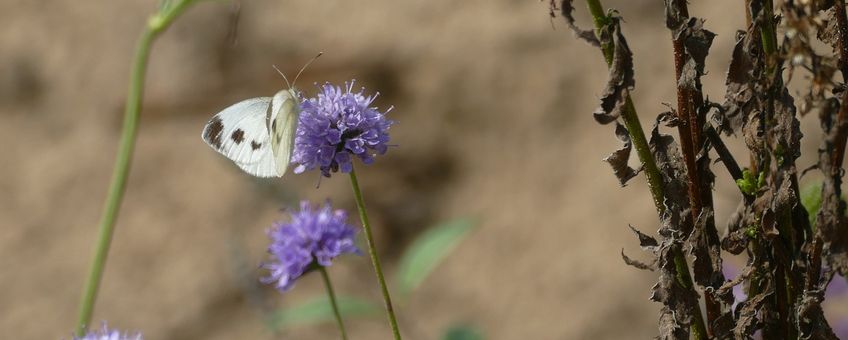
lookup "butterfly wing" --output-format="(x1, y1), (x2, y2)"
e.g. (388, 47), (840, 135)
(201, 97), (281, 177)
(232, 152), (279, 177)
(268, 89), (300, 176)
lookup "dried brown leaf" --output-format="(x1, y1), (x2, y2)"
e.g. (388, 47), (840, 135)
(716, 261), (754, 297)
(677, 19), (716, 90)
(817, 7), (839, 49)
(593, 17), (634, 125)
(622, 249), (656, 271)
(649, 115), (689, 215)
(557, 0), (600, 47)
(604, 122), (638, 186)
(798, 289), (839, 339)
(688, 208), (724, 288)
(629, 224), (660, 249)
(733, 283), (773, 338)
(719, 29), (760, 136)
(723, 200), (752, 254)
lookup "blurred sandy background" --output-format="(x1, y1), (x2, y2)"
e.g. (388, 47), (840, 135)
(2, 0), (845, 339)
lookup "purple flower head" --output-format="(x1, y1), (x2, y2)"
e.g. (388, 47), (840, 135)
(293, 80), (394, 177)
(73, 323), (142, 340)
(260, 201), (360, 292)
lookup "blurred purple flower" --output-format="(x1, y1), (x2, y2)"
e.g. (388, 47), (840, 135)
(260, 201), (360, 292)
(722, 261), (746, 310)
(835, 321), (848, 340)
(827, 275), (847, 297)
(73, 323), (141, 340)
(825, 275), (848, 339)
(292, 81), (393, 177)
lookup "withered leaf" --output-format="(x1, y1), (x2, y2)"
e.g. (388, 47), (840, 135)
(657, 306), (688, 340)
(593, 17), (635, 125)
(722, 200), (751, 254)
(651, 241), (697, 340)
(604, 122), (638, 186)
(715, 261), (753, 297)
(677, 19), (716, 90)
(721, 229), (749, 255)
(688, 208), (723, 288)
(815, 91), (848, 277)
(687, 206), (734, 337)
(734, 284), (773, 338)
(772, 89), (803, 162)
(621, 249), (656, 271)
(680, 19), (715, 70)
(718, 29), (759, 136)
(797, 290), (839, 339)
(629, 224), (659, 249)
(761, 208), (780, 239)
(662, 0), (684, 30)
(773, 172), (797, 213)
(817, 7), (839, 50)
(650, 115), (689, 214)
(557, 0), (600, 47)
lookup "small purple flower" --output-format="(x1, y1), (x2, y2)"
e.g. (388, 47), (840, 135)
(293, 81), (394, 177)
(260, 201), (360, 291)
(73, 323), (141, 340)
(825, 275), (848, 339)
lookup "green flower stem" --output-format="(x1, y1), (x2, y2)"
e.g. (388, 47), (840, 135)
(74, 1), (195, 336)
(584, 0), (664, 214)
(759, 0), (778, 76)
(584, 1), (708, 339)
(755, 2), (799, 338)
(319, 266), (349, 340)
(348, 166), (402, 340)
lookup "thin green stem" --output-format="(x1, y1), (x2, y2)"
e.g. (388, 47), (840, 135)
(756, 1), (799, 338)
(759, 0), (778, 76)
(621, 98), (666, 212)
(584, 1), (708, 339)
(348, 167), (402, 340)
(74, 1), (195, 336)
(319, 266), (349, 340)
(585, 0), (664, 213)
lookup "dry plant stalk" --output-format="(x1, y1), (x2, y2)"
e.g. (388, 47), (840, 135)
(554, 0), (848, 338)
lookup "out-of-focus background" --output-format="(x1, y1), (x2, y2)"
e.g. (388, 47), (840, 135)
(2, 0), (846, 339)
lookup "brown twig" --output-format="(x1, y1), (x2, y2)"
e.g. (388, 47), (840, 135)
(666, 0), (724, 334)
(832, 0), (848, 169)
(706, 125), (744, 181)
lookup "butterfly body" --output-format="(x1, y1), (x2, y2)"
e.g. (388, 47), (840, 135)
(201, 88), (300, 178)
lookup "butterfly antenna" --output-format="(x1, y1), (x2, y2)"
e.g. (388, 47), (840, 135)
(292, 52), (323, 86)
(272, 64), (292, 89)
(226, 0), (241, 47)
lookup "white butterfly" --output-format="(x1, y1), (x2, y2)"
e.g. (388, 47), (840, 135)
(201, 54), (321, 177)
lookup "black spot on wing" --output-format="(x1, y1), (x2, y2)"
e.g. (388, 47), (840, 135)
(251, 141), (262, 150)
(204, 117), (224, 149)
(231, 129), (245, 144)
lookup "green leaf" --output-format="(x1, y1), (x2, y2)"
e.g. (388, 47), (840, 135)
(442, 325), (484, 340)
(800, 180), (848, 229)
(736, 169), (761, 196)
(800, 181), (823, 228)
(266, 296), (380, 330)
(397, 218), (475, 295)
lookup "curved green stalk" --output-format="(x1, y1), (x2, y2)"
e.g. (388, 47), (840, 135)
(319, 266), (349, 340)
(74, 1), (196, 335)
(348, 167), (402, 340)
(584, 1), (708, 339)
